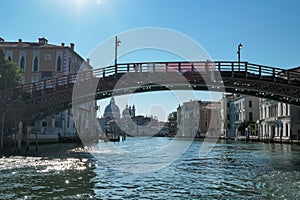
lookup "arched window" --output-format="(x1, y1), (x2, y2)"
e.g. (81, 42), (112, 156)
(33, 56), (39, 72)
(42, 121), (48, 127)
(56, 56), (62, 72)
(8, 56), (11, 62)
(20, 56), (25, 71)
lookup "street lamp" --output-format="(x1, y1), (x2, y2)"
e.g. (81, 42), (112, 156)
(114, 36), (121, 73)
(237, 43), (243, 71)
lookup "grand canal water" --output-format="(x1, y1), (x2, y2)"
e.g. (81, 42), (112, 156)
(1, 137), (300, 199)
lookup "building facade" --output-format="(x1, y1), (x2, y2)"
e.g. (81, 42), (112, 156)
(177, 100), (220, 138)
(0, 37), (87, 141)
(230, 95), (259, 137)
(0, 37), (84, 84)
(220, 94), (234, 138)
(199, 101), (221, 137)
(258, 98), (300, 141)
(177, 100), (200, 137)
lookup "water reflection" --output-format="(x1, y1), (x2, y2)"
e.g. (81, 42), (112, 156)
(1, 139), (300, 199)
(0, 144), (96, 199)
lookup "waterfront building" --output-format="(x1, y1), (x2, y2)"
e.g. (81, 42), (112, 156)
(258, 98), (300, 141)
(230, 95), (259, 137)
(177, 100), (200, 137)
(199, 101), (221, 137)
(177, 100), (220, 138)
(220, 94), (234, 138)
(0, 37), (87, 141)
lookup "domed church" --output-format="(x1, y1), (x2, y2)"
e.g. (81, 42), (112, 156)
(103, 97), (121, 120)
(122, 105), (136, 119)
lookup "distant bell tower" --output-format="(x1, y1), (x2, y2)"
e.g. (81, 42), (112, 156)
(132, 105), (136, 117)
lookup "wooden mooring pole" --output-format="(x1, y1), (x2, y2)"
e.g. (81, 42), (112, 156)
(17, 121), (23, 151)
(1, 112), (5, 149)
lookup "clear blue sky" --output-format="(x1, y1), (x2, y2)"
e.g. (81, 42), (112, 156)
(1, 0), (300, 121)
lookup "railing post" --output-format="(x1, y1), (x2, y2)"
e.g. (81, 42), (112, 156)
(67, 75), (70, 85)
(55, 78), (58, 91)
(287, 71), (290, 84)
(191, 63), (194, 72)
(127, 64), (130, 72)
(43, 80), (46, 94)
(115, 65), (118, 77)
(245, 62), (248, 78)
(218, 62), (221, 72)
(103, 68), (105, 78)
(32, 83), (36, 96)
(178, 63), (181, 73)
(259, 66), (262, 79)
(231, 62), (234, 77)
(273, 68), (276, 81)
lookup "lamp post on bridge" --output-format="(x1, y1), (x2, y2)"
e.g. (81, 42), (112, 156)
(114, 36), (121, 74)
(237, 43), (243, 71)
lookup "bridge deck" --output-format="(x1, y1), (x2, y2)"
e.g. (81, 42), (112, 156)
(1, 61), (300, 122)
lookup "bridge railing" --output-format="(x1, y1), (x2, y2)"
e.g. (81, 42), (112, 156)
(1, 61), (300, 101)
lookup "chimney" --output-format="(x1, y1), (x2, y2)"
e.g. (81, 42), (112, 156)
(38, 37), (48, 45)
(86, 58), (90, 65)
(61, 42), (65, 47)
(0, 37), (4, 43)
(70, 43), (75, 51)
(18, 39), (22, 46)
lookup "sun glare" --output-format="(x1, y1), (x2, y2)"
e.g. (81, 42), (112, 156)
(48, 0), (104, 15)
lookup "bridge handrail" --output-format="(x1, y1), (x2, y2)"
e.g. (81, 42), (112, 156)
(1, 61), (300, 100)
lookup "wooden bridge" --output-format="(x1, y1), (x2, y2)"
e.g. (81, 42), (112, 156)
(1, 61), (300, 124)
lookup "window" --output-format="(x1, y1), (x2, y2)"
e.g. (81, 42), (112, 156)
(227, 114), (230, 120)
(249, 101), (252, 108)
(249, 112), (253, 121)
(42, 121), (47, 127)
(204, 110), (208, 119)
(6, 51), (13, 62)
(56, 56), (62, 72)
(55, 120), (60, 128)
(68, 57), (71, 73)
(227, 102), (230, 108)
(19, 51), (26, 71)
(20, 56), (25, 71)
(33, 56), (39, 72)
(205, 121), (208, 127)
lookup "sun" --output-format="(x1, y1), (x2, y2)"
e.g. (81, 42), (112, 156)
(64, 0), (104, 10)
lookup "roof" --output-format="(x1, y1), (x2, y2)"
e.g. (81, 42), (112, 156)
(0, 41), (67, 49)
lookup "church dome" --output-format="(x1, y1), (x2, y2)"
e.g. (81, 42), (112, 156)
(122, 105), (131, 119)
(104, 97), (120, 120)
